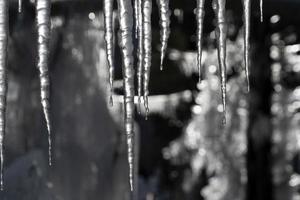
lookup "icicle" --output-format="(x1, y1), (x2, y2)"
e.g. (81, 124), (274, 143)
(0, 0), (8, 191)
(196, 0), (205, 83)
(242, 0), (250, 92)
(104, 0), (115, 106)
(117, 0), (136, 192)
(157, 0), (170, 70)
(137, 0), (143, 113)
(18, 0), (22, 13)
(213, 0), (227, 124)
(260, 0), (263, 22)
(143, 0), (152, 117)
(36, 0), (52, 165)
(134, 0), (139, 38)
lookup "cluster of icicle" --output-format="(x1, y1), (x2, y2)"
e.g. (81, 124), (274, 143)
(103, 0), (263, 194)
(0, 0), (52, 190)
(103, 0), (171, 193)
(0, 0), (264, 193)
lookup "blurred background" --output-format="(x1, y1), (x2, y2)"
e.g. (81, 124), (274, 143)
(1, 0), (300, 199)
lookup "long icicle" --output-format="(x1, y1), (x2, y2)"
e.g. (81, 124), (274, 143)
(243, 0), (250, 92)
(260, 0), (263, 22)
(196, 0), (205, 83)
(0, 0), (8, 191)
(137, 0), (144, 113)
(117, 0), (136, 192)
(36, 0), (52, 166)
(143, 0), (152, 118)
(157, 0), (170, 70)
(104, 0), (115, 106)
(213, 0), (227, 124)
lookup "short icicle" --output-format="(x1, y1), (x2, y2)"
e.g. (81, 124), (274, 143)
(134, 0), (139, 38)
(137, 0), (144, 113)
(104, 0), (115, 106)
(213, 0), (227, 124)
(143, 0), (152, 118)
(18, 0), (22, 13)
(36, 0), (52, 165)
(157, 0), (170, 70)
(117, 0), (136, 192)
(260, 0), (263, 22)
(0, 0), (8, 191)
(242, 0), (250, 92)
(196, 0), (205, 83)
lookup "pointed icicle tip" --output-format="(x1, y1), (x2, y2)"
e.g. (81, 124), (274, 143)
(246, 81), (250, 93)
(222, 113), (226, 125)
(109, 95), (114, 107)
(43, 100), (52, 166)
(144, 97), (149, 120)
(36, 0), (52, 166)
(160, 60), (163, 71)
(47, 122), (52, 166)
(137, 96), (141, 114)
(0, 144), (3, 191)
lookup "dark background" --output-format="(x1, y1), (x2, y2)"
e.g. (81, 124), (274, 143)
(0, 0), (300, 199)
